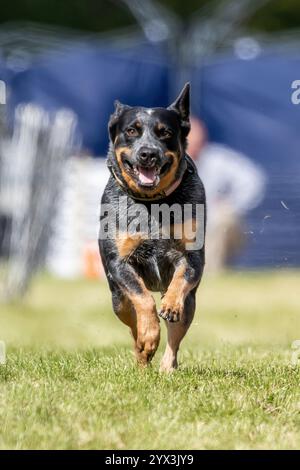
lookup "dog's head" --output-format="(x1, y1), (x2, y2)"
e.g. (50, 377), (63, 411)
(107, 83), (190, 198)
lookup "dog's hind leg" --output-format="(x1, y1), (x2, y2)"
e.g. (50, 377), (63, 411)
(112, 289), (137, 341)
(130, 289), (160, 367)
(110, 271), (160, 366)
(160, 288), (196, 373)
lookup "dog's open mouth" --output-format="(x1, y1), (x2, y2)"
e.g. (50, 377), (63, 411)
(123, 158), (172, 188)
(136, 166), (158, 186)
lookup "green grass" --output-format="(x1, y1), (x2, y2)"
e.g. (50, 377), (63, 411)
(0, 271), (300, 449)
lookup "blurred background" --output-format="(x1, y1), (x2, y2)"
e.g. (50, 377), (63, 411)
(1, 2), (300, 450)
(0, 0), (300, 300)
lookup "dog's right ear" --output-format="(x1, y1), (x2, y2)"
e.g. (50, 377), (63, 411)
(108, 100), (131, 143)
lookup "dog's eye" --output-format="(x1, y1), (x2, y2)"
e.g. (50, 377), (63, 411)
(126, 127), (139, 137)
(159, 128), (173, 138)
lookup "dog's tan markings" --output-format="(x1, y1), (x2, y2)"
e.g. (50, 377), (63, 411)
(115, 146), (133, 173)
(115, 146), (132, 164)
(159, 261), (194, 323)
(160, 219), (198, 251)
(114, 295), (137, 340)
(114, 288), (160, 362)
(116, 232), (148, 258)
(172, 218), (198, 247)
(115, 146), (141, 192)
(125, 277), (160, 366)
(115, 146), (144, 194)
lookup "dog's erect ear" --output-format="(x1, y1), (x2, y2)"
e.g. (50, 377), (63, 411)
(168, 83), (190, 120)
(108, 100), (131, 142)
(168, 83), (190, 136)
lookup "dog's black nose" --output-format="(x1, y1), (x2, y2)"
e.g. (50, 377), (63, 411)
(138, 147), (159, 166)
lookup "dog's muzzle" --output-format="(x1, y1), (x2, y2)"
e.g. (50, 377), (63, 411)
(136, 146), (162, 186)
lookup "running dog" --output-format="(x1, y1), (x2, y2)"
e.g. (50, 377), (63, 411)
(99, 83), (206, 371)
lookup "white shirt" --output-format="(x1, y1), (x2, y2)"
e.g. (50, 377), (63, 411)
(196, 143), (266, 216)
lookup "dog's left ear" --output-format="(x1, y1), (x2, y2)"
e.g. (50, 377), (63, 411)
(108, 100), (131, 142)
(168, 82), (190, 136)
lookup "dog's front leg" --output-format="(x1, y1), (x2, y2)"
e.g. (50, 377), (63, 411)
(159, 253), (203, 372)
(159, 253), (203, 323)
(109, 260), (160, 365)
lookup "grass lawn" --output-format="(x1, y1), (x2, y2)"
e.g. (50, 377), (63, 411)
(0, 271), (300, 449)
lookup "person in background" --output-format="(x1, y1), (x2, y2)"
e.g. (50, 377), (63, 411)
(188, 116), (266, 272)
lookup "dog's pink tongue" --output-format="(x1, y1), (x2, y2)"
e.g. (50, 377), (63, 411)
(138, 167), (156, 185)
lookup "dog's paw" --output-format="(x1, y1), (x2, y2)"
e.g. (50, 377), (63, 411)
(135, 318), (160, 365)
(159, 298), (184, 323)
(159, 307), (180, 322)
(159, 357), (178, 373)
